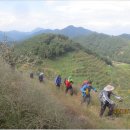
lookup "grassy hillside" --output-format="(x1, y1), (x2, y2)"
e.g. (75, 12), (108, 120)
(73, 33), (130, 63)
(13, 33), (130, 90)
(31, 51), (111, 88)
(0, 58), (92, 129)
(13, 33), (112, 66)
(1, 56), (130, 129)
(1, 33), (130, 128)
(17, 51), (130, 128)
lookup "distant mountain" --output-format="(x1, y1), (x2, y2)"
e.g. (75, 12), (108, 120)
(0, 31), (14, 42)
(119, 33), (130, 41)
(1, 26), (130, 64)
(31, 27), (44, 33)
(1, 25), (130, 43)
(32, 25), (93, 38)
(0, 25), (94, 42)
(73, 33), (130, 63)
(6, 31), (31, 41)
(54, 25), (93, 37)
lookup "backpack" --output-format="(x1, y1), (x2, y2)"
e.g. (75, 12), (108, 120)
(86, 88), (89, 95)
(55, 76), (61, 84)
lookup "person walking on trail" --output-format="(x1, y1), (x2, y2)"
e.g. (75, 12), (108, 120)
(55, 75), (62, 88)
(39, 72), (44, 82)
(30, 72), (34, 79)
(99, 85), (122, 117)
(80, 81), (97, 105)
(65, 76), (73, 96)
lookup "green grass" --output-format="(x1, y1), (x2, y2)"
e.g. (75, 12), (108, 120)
(1, 53), (130, 128)
(0, 59), (90, 129)
(28, 51), (111, 89)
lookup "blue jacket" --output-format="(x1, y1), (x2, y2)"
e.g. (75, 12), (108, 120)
(80, 84), (96, 94)
(55, 76), (61, 85)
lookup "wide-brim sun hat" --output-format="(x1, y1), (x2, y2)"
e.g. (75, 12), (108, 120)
(40, 73), (44, 75)
(104, 85), (114, 91)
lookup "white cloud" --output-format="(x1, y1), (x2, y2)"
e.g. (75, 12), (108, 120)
(0, 1), (130, 35)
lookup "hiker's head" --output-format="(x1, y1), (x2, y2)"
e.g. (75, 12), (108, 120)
(104, 85), (114, 92)
(88, 80), (92, 86)
(68, 76), (73, 82)
(83, 80), (88, 84)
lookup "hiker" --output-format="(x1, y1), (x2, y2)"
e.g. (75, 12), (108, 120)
(65, 76), (73, 96)
(80, 81), (97, 105)
(30, 72), (34, 79)
(55, 75), (61, 88)
(81, 80), (89, 87)
(99, 85), (122, 117)
(39, 72), (44, 82)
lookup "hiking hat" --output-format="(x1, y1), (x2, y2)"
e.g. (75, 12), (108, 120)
(83, 80), (88, 84)
(69, 79), (73, 82)
(40, 72), (44, 75)
(104, 85), (114, 91)
(68, 76), (72, 81)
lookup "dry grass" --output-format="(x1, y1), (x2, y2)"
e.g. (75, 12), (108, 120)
(0, 59), (130, 128)
(47, 81), (130, 129)
(0, 59), (88, 128)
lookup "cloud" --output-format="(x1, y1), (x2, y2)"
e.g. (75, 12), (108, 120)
(0, 1), (130, 35)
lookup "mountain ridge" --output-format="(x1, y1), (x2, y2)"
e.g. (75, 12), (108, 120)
(1, 25), (130, 42)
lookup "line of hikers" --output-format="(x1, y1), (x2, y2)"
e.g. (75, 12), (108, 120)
(30, 72), (44, 82)
(55, 75), (123, 118)
(30, 72), (123, 118)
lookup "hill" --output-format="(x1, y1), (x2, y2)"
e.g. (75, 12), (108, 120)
(73, 33), (130, 63)
(53, 25), (93, 38)
(13, 34), (113, 89)
(119, 34), (130, 41)
(2, 25), (130, 64)
(13, 34), (83, 61)
(0, 58), (92, 128)
(1, 33), (130, 128)
(1, 56), (130, 129)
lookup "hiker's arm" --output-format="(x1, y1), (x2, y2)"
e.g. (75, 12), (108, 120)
(91, 86), (97, 92)
(112, 93), (122, 100)
(80, 85), (87, 93)
(103, 91), (114, 104)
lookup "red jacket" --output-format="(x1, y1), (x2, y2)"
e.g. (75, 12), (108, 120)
(65, 80), (72, 88)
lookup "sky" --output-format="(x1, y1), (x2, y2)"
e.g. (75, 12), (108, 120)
(0, 0), (130, 35)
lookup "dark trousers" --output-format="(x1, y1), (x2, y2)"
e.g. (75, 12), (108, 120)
(100, 101), (115, 117)
(30, 74), (33, 78)
(56, 83), (60, 88)
(81, 94), (91, 105)
(65, 86), (73, 96)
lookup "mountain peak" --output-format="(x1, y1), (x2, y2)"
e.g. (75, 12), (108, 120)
(32, 27), (44, 33)
(65, 25), (76, 28)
